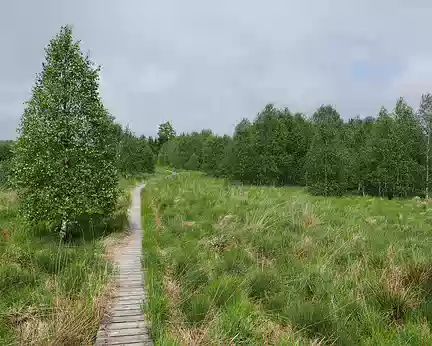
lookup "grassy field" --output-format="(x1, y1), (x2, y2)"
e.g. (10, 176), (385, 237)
(0, 178), (142, 345)
(142, 171), (432, 345)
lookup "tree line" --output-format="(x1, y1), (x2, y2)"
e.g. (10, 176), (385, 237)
(157, 97), (432, 199)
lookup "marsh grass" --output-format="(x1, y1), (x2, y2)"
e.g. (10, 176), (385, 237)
(142, 171), (432, 345)
(0, 179), (134, 345)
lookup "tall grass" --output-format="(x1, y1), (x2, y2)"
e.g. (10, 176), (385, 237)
(142, 171), (432, 345)
(0, 181), (133, 345)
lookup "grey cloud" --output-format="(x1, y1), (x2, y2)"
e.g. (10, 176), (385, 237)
(1, 0), (432, 139)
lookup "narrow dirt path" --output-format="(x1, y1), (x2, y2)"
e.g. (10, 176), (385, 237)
(95, 184), (152, 345)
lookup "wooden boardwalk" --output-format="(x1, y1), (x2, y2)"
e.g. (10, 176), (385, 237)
(95, 184), (152, 345)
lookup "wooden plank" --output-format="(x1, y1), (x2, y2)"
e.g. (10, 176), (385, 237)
(118, 282), (143, 288)
(111, 314), (145, 323)
(117, 277), (142, 281)
(115, 297), (143, 305)
(112, 304), (143, 311)
(115, 288), (145, 296)
(117, 278), (143, 282)
(111, 309), (143, 317)
(109, 321), (146, 330)
(108, 328), (148, 337)
(117, 268), (142, 272)
(116, 275), (143, 281)
(118, 280), (144, 288)
(118, 279), (143, 284)
(115, 292), (145, 299)
(116, 293), (144, 299)
(119, 266), (140, 274)
(116, 292), (145, 298)
(117, 270), (142, 274)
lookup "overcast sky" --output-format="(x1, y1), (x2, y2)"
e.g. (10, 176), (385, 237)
(1, 1), (432, 138)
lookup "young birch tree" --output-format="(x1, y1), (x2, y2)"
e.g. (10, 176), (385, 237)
(418, 93), (432, 198)
(13, 26), (119, 236)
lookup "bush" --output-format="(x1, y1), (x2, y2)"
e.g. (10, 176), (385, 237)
(0, 161), (11, 188)
(184, 153), (200, 171)
(117, 127), (155, 176)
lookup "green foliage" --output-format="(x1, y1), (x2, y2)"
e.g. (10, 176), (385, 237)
(157, 95), (432, 198)
(344, 116), (375, 194)
(230, 118), (256, 183)
(365, 107), (396, 196)
(157, 121), (176, 151)
(304, 105), (350, 195)
(0, 141), (13, 162)
(201, 135), (230, 176)
(0, 161), (11, 188)
(145, 135), (160, 155)
(392, 98), (424, 197)
(118, 126), (155, 176)
(157, 131), (206, 171)
(0, 141), (14, 188)
(184, 153), (200, 171)
(12, 26), (119, 234)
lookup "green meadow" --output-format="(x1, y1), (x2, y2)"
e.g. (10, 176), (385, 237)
(142, 171), (432, 345)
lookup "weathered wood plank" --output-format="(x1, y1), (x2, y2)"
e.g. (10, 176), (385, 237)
(118, 279), (143, 284)
(115, 289), (145, 296)
(110, 309), (143, 317)
(117, 267), (142, 272)
(108, 321), (146, 330)
(114, 298), (143, 305)
(118, 282), (144, 288)
(111, 314), (145, 323)
(108, 327), (149, 337)
(112, 304), (143, 312)
(116, 292), (145, 298)
(116, 278), (143, 283)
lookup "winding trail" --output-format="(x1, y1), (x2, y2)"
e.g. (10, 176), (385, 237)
(95, 184), (152, 345)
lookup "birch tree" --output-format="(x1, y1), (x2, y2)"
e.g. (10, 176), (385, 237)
(418, 93), (432, 198)
(304, 105), (349, 196)
(12, 26), (119, 235)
